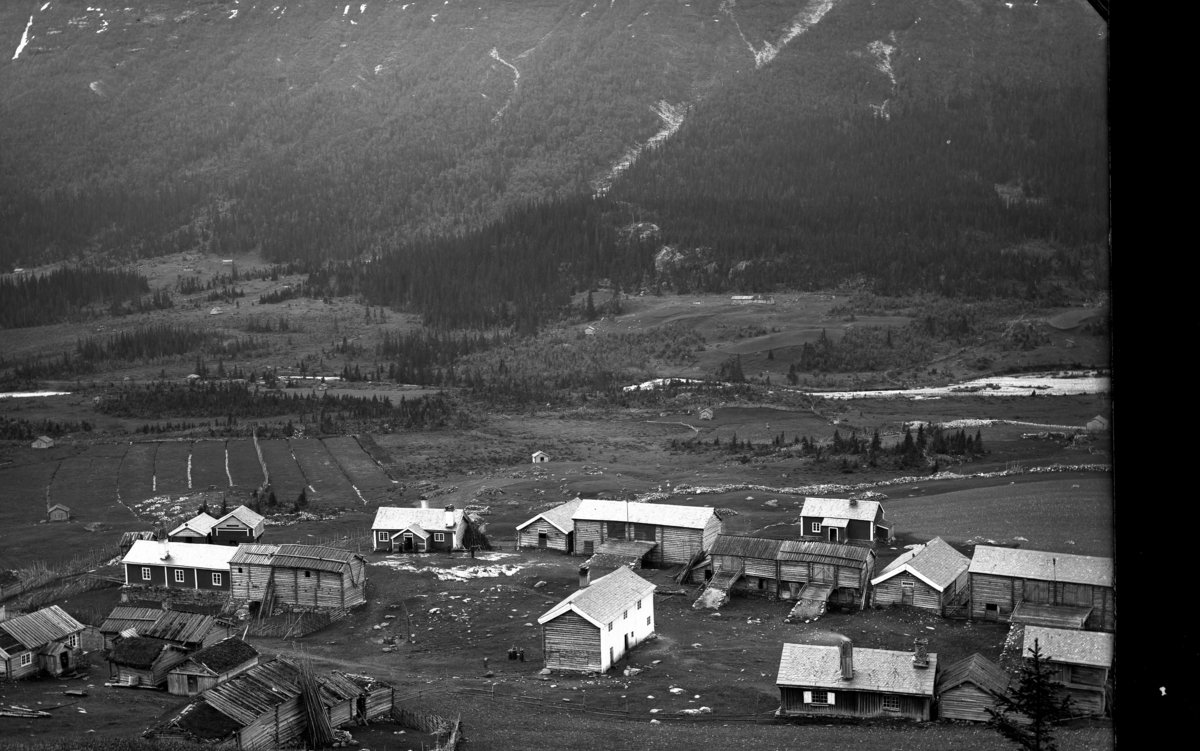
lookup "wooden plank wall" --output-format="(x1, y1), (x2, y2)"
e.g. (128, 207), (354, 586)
(779, 688), (930, 720)
(574, 521), (602, 556)
(938, 684), (1000, 722)
(543, 612), (601, 672)
(873, 576), (941, 611)
(659, 526), (701, 565)
(518, 523), (568, 551)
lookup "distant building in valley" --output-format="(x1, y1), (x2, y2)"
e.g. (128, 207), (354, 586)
(1086, 415), (1109, 432)
(531, 450), (551, 463)
(31, 436), (54, 450)
(47, 504), (71, 523)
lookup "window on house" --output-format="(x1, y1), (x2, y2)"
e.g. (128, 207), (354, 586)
(434, 533), (445, 542)
(901, 580), (914, 588)
(623, 610), (628, 620)
(810, 690), (829, 705)
(811, 522), (821, 533)
(20, 652), (32, 666)
(583, 541), (594, 555)
(882, 695), (900, 711)
(377, 531), (389, 542)
(646, 616), (651, 626)
(608, 622), (613, 632)
(637, 599), (642, 610)
(68, 634), (78, 648)
(633, 523), (656, 541)
(141, 567), (152, 580)
(174, 569), (185, 583)
(212, 573), (223, 586)
(607, 521), (626, 540)
(757, 578), (765, 590)
(304, 571), (311, 578)
(238, 567), (243, 574)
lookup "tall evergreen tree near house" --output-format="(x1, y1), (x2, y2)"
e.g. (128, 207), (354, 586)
(987, 638), (1074, 751)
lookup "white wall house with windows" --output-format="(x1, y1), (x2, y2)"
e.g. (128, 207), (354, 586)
(371, 506), (467, 553)
(538, 566), (656, 673)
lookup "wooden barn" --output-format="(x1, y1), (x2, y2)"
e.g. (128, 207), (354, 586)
(122, 540), (237, 592)
(229, 544), (280, 603)
(968, 547), (1114, 631)
(258, 544), (368, 611)
(776, 638), (937, 720)
(372, 505), (468, 553)
(210, 506), (266, 545)
(167, 637), (261, 696)
(531, 450), (551, 463)
(1086, 415), (1109, 432)
(516, 498), (582, 552)
(936, 653), (1012, 722)
(571, 499), (724, 566)
(98, 607), (228, 651)
(699, 408), (714, 420)
(47, 504), (70, 522)
(106, 636), (190, 687)
(31, 435), (54, 450)
(871, 537), (970, 615)
(538, 566), (656, 674)
(0, 606), (85, 680)
(167, 512), (219, 544)
(798, 497), (892, 546)
(776, 540), (876, 613)
(1023, 625), (1114, 717)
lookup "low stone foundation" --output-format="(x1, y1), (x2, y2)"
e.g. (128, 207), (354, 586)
(121, 585), (230, 610)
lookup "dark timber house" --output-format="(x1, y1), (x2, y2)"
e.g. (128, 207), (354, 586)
(538, 566), (656, 673)
(968, 547), (1114, 631)
(122, 540), (237, 591)
(936, 653), (1012, 722)
(1022, 625), (1114, 717)
(776, 638), (937, 720)
(516, 498), (582, 552)
(571, 499), (723, 566)
(98, 607), (229, 651)
(704, 536), (875, 611)
(0, 606), (85, 680)
(870, 537), (970, 615)
(167, 636), (260, 696)
(98, 607), (163, 648)
(797, 497), (892, 546)
(106, 636), (190, 687)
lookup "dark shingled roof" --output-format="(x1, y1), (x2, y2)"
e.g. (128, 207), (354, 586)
(710, 535), (785, 560)
(937, 653), (1012, 698)
(175, 700), (243, 741)
(269, 544), (362, 575)
(180, 637), (259, 675)
(108, 636), (176, 669)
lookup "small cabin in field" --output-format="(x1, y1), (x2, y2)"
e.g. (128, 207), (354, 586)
(584, 325), (596, 336)
(776, 639), (937, 720)
(106, 636), (190, 687)
(968, 546), (1114, 631)
(1022, 625), (1114, 717)
(871, 537), (970, 615)
(531, 450), (551, 463)
(122, 540), (237, 592)
(210, 505), (266, 545)
(571, 499), (723, 566)
(31, 435), (54, 450)
(538, 566), (656, 673)
(798, 497), (892, 546)
(47, 504), (70, 522)
(698, 408), (714, 420)
(167, 637), (260, 696)
(1086, 415), (1109, 432)
(372, 505), (467, 553)
(936, 653), (1012, 722)
(0, 606), (85, 680)
(209, 307), (222, 315)
(167, 512), (218, 544)
(517, 498), (582, 552)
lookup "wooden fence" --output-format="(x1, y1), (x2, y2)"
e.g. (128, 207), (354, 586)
(0, 545), (122, 604)
(246, 607), (351, 638)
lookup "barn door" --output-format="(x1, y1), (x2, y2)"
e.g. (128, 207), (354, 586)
(901, 580), (914, 605)
(538, 533), (548, 549)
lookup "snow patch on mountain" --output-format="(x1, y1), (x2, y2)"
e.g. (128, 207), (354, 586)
(723, 0), (837, 69)
(12, 16), (33, 60)
(489, 47), (520, 122)
(867, 36), (896, 120)
(593, 100), (687, 197)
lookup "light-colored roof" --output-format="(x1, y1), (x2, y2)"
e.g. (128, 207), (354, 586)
(572, 499), (717, 530)
(538, 567), (656, 628)
(1023, 626), (1114, 669)
(969, 546), (1113, 587)
(776, 643), (937, 697)
(372, 506), (465, 531)
(1010, 602), (1093, 630)
(800, 497), (882, 522)
(392, 522), (430, 539)
(213, 505), (265, 530)
(100, 607), (164, 635)
(821, 517), (849, 528)
(169, 512), (218, 538)
(229, 544), (280, 566)
(269, 544), (363, 576)
(47, 503), (70, 512)
(516, 498), (583, 534)
(123, 539), (239, 570)
(140, 610), (219, 646)
(0, 605), (85, 649)
(872, 537), (970, 591)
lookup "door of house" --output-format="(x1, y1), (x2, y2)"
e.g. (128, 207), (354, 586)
(828, 528), (839, 543)
(404, 535), (414, 552)
(538, 533), (548, 549)
(985, 603), (999, 621)
(901, 580), (914, 605)
(624, 634), (629, 654)
(59, 651), (70, 672)
(187, 675), (198, 693)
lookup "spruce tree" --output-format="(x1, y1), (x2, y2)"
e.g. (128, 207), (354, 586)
(987, 638), (1074, 751)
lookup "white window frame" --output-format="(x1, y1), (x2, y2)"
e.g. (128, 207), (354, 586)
(20, 652), (32, 666)
(212, 572), (223, 586)
(882, 695), (901, 712)
(901, 580), (915, 588)
(434, 532), (445, 542)
(810, 689), (830, 705)
(623, 610), (628, 620)
(646, 616), (651, 626)
(174, 569), (186, 583)
(377, 531), (389, 542)
(141, 566), (152, 580)
(811, 522), (821, 533)
(67, 634), (78, 648)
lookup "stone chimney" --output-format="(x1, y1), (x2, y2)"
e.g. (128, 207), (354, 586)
(444, 505), (456, 529)
(159, 540), (172, 561)
(848, 498), (858, 507)
(839, 638), (853, 680)
(913, 637), (929, 669)
(579, 565), (590, 589)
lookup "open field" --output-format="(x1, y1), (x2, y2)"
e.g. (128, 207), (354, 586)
(188, 440), (228, 490)
(290, 438), (361, 504)
(323, 436), (396, 500)
(225, 438), (264, 488)
(116, 442), (156, 501)
(259, 439), (309, 505)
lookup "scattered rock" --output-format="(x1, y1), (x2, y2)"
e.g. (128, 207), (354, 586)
(539, 668), (552, 675)
(691, 643), (702, 649)
(650, 708), (660, 714)
(623, 667), (642, 677)
(534, 581), (547, 589)
(651, 660), (662, 665)
(650, 719), (661, 724)
(484, 671), (494, 678)
(670, 687), (684, 695)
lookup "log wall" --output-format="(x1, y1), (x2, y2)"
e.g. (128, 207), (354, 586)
(518, 523), (569, 551)
(543, 611), (601, 672)
(779, 687), (931, 720)
(873, 576), (942, 611)
(938, 684), (1001, 722)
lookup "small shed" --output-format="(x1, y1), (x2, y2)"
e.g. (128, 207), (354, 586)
(698, 408), (714, 420)
(47, 504), (71, 522)
(1023, 625), (1114, 717)
(538, 566), (656, 673)
(107, 635), (190, 687)
(531, 450), (551, 463)
(776, 638), (937, 720)
(31, 436), (54, 450)
(870, 537), (970, 615)
(516, 498), (582, 552)
(167, 637), (260, 696)
(209, 307), (222, 315)
(584, 325), (596, 336)
(1086, 415), (1109, 432)
(264, 544), (368, 610)
(937, 653), (1012, 722)
(210, 505), (266, 545)
(168, 512), (218, 544)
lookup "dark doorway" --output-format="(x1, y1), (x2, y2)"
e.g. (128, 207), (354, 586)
(624, 634), (629, 654)
(828, 528), (839, 542)
(59, 651), (70, 672)
(566, 532), (574, 554)
(187, 675), (198, 693)
(404, 535), (414, 552)
(985, 603), (999, 621)
(901, 582), (914, 605)
(538, 533), (548, 549)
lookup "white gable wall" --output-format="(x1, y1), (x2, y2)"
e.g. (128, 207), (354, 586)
(594, 593), (655, 672)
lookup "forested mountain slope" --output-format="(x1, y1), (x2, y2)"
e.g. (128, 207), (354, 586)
(1, 0), (1106, 328)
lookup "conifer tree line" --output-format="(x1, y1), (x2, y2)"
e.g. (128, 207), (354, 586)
(0, 267), (157, 329)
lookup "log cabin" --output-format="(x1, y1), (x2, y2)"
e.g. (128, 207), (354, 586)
(1022, 625), (1114, 717)
(260, 544), (368, 610)
(936, 653), (1012, 722)
(106, 635), (189, 686)
(31, 435), (54, 449)
(797, 497), (892, 546)
(516, 498), (582, 552)
(538, 566), (656, 673)
(229, 544), (280, 603)
(570, 499), (723, 566)
(167, 512), (219, 544)
(210, 506), (266, 545)
(372, 505), (467, 553)
(139, 610), (231, 651)
(776, 638), (937, 720)
(777, 540), (875, 612)
(0, 606), (85, 680)
(871, 537), (970, 615)
(531, 450), (551, 463)
(47, 504), (70, 522)
(167, 637), (260, 696)
(122, 540), (237, 592)
(968, 547), (1114, 631)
